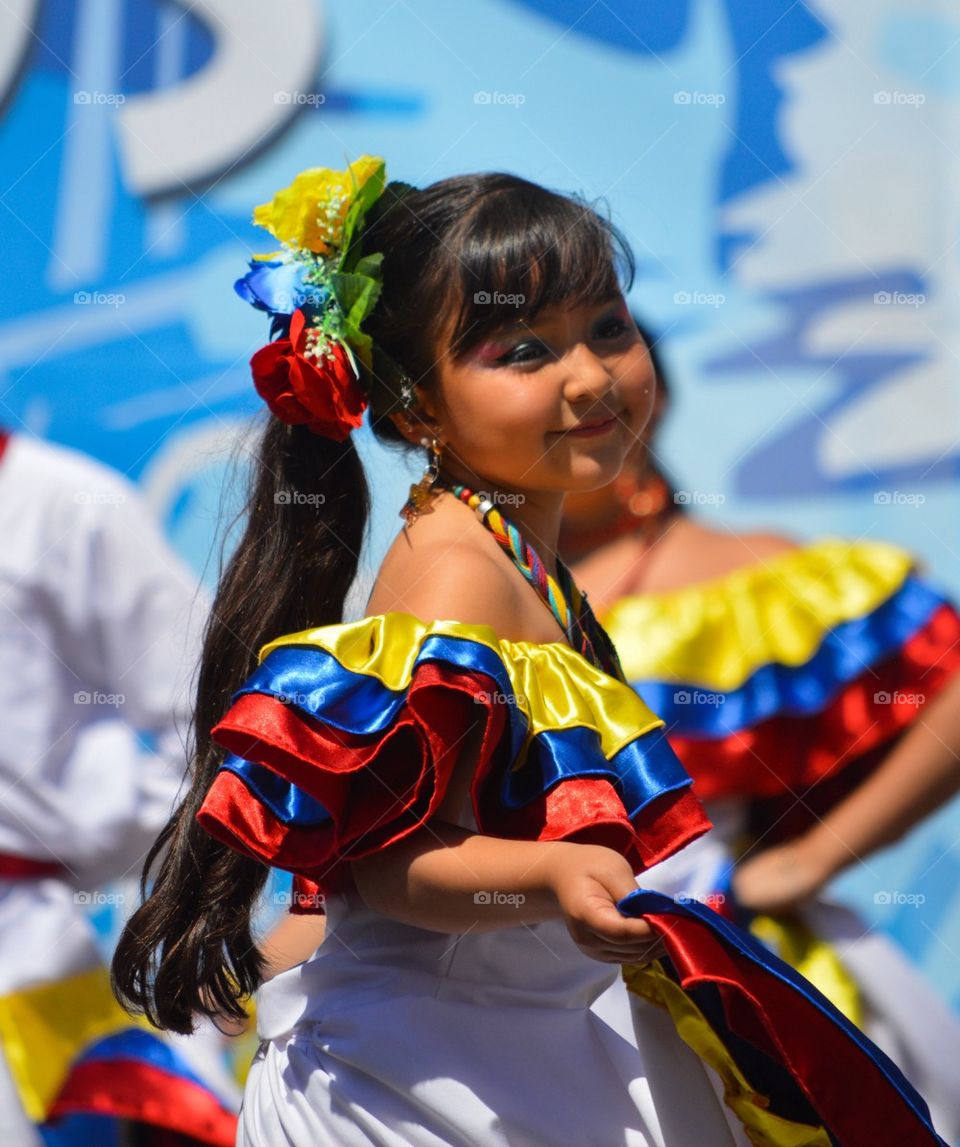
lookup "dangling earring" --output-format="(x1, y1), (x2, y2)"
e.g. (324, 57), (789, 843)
(613, 468), (671, 542)
(400, 435), (443, 525)
(558, 465), (673, 559)
(399, 373), (417, 411)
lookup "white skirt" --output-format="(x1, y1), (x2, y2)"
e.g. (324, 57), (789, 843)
(237, 887), (750, 1147)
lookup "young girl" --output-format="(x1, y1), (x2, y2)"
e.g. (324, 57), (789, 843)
(113, 157), (948, 1146)
(560, 319), (960, 1139)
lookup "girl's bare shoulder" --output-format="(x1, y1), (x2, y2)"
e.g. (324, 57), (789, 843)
(366, 496), (527, 635)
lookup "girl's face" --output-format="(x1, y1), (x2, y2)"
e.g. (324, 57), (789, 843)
(430, 294), (656, 496)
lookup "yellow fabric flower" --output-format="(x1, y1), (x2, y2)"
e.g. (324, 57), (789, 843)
(252, 156), (384, 254)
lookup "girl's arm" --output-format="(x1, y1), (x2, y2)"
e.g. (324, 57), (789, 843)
(260, 913), (328, 980)
(355, 558), (665, 962)
(733, 672), (960, 913)
(351, 822), (665, 964)
(349, 700), (662, 962)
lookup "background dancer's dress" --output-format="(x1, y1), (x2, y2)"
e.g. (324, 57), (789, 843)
(595, 535), (960, 1141)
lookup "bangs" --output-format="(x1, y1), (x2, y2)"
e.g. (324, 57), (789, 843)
(439, 184), (636, 360)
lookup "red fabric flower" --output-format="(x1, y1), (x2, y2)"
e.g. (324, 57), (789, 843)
(249, 308), (367, 441)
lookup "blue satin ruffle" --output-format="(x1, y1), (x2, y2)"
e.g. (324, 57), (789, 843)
(619, 889), (944, 1139)
(76, 1029), (218, 1095)
(221, 753), (330, 827)
(225, 632), (691, 830)
(632, 576), (944, 737)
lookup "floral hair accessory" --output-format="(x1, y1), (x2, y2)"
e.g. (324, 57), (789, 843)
(236, 156), (390, 442)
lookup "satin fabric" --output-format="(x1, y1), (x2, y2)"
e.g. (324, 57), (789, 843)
(619, 891), (945, 1146)
(201, 614), (711, 896)
(0, 964), (237, 1143)
(198, 610), (950, 1144)
(605, 537), (917, 687)
(604, 541), (960, 802)
(601, 538), (960, 1140)
(634, 577), (946, 733)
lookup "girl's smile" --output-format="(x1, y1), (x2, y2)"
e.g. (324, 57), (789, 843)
(551, 407), (629, 437)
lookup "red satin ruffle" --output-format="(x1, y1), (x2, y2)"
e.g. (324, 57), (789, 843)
(644, 909), (940, 1147)
(49, 1058), (237, 1145)
(673, 603), (960, 801)
(200, 660), (710, 896)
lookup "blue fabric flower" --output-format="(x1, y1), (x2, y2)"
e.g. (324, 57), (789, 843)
(234, 260), (330, 316)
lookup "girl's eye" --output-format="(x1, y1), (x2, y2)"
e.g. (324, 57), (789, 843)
(597, 317), (631, 340)
(494, 315), (631, 365)
(497, 341), (548, 366)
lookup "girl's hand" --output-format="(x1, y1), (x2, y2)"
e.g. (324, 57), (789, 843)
(731, 840), (827, 915)
(550, 844), (666, 965)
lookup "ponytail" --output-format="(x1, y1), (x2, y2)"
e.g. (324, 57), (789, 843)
(111, 419), (369, 1032)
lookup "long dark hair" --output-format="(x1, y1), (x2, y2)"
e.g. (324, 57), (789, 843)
(111, 171), (636, 1033)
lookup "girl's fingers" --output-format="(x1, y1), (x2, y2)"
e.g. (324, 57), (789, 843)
(584, 944), (665, 965)
(584, 927), (660, 950)
(578, 898), (653, 930)
(585, 915), (659, 945)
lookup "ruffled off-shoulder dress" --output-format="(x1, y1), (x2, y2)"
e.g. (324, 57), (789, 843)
(198, 610), (947, 1147)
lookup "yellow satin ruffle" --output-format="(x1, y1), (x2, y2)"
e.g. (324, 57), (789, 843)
(624, 961), (833, 1146)
(262, 611), (665, 761)
(602, 538), (914, 690)
(0, 965), (152, 1121)
(749, 914), (864, 1028)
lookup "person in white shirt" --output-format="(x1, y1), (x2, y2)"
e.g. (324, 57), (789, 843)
(0, 429), (239, 1145)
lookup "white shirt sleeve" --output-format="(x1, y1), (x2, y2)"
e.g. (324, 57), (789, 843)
(37, 455), (211, 884)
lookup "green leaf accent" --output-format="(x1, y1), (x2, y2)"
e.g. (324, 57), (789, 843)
(331, 271), (382, 330)
(344, 326), (374, 372)
(339, 160), (386, 265)
(353, 251), (384, 280)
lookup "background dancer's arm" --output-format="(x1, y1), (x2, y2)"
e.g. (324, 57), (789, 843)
(735, 672), (960, 913)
